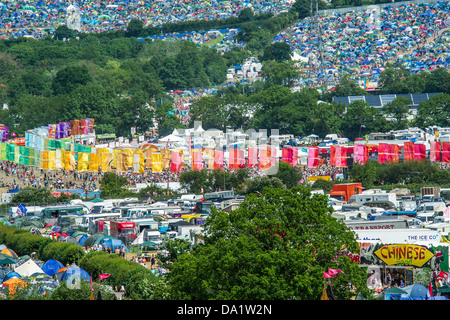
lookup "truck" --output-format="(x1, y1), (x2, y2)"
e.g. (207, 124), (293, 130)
(344, 217), (409, 231)
(349, 189), (397, 206)
(421, 187), (440, 199)
(329, 183), (363, 202)
(109, 220), (137, 245)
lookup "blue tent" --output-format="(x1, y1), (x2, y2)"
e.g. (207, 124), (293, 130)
(3, 271), (21, 282)
(402, 283), (428, 299)
(102, 238), (129, 252)
(41, 259), (64, 277)
(61, 266), (91, 283)
(77, 234), (88, 246)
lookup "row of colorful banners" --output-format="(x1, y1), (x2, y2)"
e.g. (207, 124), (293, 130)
(2, 140), (449, 173)
(306, 141), (450, 168)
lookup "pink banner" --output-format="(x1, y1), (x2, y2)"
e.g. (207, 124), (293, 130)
(170, 152), (182, 172)
(335, 146), (347, 167)
(248, 148), (258, 167)
(214, 150), (223, 170)
(192, 151), (203, 171)
(430, 141), (441, 162)
(414, 144), (426, 160)
(308, 147), (319, 168)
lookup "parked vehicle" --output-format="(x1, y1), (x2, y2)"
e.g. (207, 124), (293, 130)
(107, 220), (137, 244)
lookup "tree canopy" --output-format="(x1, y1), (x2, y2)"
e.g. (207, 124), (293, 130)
(168, 187), (370, 299)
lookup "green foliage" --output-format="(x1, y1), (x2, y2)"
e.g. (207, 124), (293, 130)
(168, 187), (370, 299)
(241, 175), (286, 195)
(414, 93), (450, 128)
(54, 25), (76, 40)
(126, 19), (144, 37)
(51, 65), (92, 95)
(79, 251), (161, 300)
(350, 160), (450, 188)
(261, 42), (292, 62)
(51, 281), (116, 300)
(10, 187), (80, 206)
(179, 169), (249, 194)
(99, 172), (133, 199)
(273, 161), (302, 188)
(311, 178), (335, 193)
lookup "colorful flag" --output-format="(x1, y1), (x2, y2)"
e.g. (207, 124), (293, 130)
(335, 146), (347, 167)
(403, 141), (415, 162)
(214, 150), (223, 170)
(248, 147), (258, 167)
(430, 141), (441, 162)
(308, 147), (319, 168)
(388, 144), (399, 163)
(378, 143), (388, 163)
(330, 145), (336, 166)
(414, 144), (426, 160)
(442, 142), (450, 163)
(151, 153), (162, 172)
(171, 152), (182, 173)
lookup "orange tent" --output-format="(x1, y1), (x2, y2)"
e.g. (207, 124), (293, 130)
(2, 277), (27, 295)
(1, 248), (18, 258)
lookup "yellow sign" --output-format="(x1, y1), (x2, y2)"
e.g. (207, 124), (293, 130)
(374, 244), (434, 267)
(308, 176), (331, 182)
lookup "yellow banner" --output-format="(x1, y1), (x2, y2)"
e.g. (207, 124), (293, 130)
(101, 152), (112, 172)
(374, 244), (434, 267)
(77, 152), (89, 172)
(89, 153), (99, 172)
(152, 153), (162, 172)
(115, 152), (127, 172)
(65, 151), (75, 171)
(308, 176), (331, 182)
(124, 149), (133, 167)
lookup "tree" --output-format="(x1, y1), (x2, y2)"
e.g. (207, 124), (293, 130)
(273, 161), (302, 188)
(290, 0), (327, 19)
(381, 96), (411, 130)
(241, 175), (286, 194)
(126, 19), (144, 37)
(261, 42), (292, 62)
(333, 74), (367, 97)
(260, 60), (299, 87)
(414, 93), (450, 128)
(378, 65), (410, 94)
(100, 172), (133, 198)
(54, 25), (76, 40)
(342, 100), (388, 140)
(52, 65), (92, 95)
(238, 8), (254, 23)
(168, 187), (370, 299)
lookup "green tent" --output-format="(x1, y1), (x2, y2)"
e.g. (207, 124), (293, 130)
(0, 257), (17, 265)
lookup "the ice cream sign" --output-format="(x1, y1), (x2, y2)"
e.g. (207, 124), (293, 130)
(374, 244), (434, 267)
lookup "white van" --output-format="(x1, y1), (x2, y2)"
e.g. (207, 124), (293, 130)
(416, 202), (446, 215)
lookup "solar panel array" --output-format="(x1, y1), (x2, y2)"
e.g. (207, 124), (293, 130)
(332, 93), (442, 108)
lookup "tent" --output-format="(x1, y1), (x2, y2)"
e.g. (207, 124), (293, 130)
(381, 286), (408, 300)
(2, 277), (27, 294)
(102, 238), (129, 252)
(41, 259), (64, 277)
(83, 234), (114, 248)
(76, 233), (89, 246)
(403, 283), (428, 299)
(14, 259), (45, 278)
(1, 248), (18, 258)
(60, 265), (91, 283)
(0, 253), (18, 265)
(3, 271), (21, 282)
